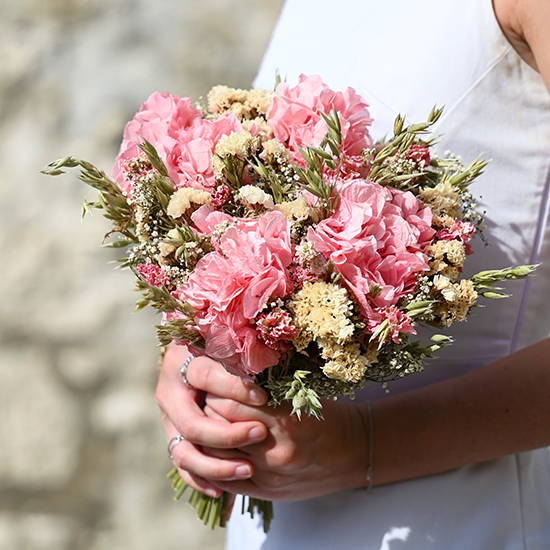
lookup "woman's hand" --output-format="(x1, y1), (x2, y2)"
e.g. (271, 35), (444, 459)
(156, 344), (270, 498)
(202, 394), (370, 501)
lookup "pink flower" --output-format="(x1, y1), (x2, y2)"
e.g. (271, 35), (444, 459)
(163, 114), (242, 192)
(112, 91), (241, 195)
(136, 259), (170, 288)
(307, 179), (434, 317)
(436, 220), (476, 254)
(112, 92), (203, 194)
(367, 306), (416, 345)
(179, 211), (294, 377)
(407, 144), (431, 168)
(212, 184), (232, 208)
(266, 74), (373, 164)
(256, 309), (297, 351)
(289, 264), (322, 290)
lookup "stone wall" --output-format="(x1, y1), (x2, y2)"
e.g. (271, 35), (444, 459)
(0, 1), (283, 548)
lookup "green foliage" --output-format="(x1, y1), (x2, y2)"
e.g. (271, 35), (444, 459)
(42, 156), (137, 241)
(250, 159), (295, 204)
(155, 318), (204, 348)
(469, 264), (538, 298)
(293, 108), (345, 220)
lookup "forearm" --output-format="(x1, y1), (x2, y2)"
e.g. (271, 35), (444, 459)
(370, 337), (550, 486)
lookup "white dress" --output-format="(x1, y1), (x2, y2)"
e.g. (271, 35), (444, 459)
(227, 0), (550, 548)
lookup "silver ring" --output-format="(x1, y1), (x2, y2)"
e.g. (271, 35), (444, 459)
(179, 354), (195, 388)
(168, 434), (185, 460)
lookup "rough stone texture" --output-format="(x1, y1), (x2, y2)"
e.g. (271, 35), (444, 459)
(0, 1), (283, 548)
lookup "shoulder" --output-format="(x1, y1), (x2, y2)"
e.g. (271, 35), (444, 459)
(493, 0), (550, 90)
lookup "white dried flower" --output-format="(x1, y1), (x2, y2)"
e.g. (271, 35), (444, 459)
(167, 188), (212, 219)
(433, 274), (457, 302)
(237, 185), (274, 209)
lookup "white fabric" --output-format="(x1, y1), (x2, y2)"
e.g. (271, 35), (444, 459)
(227, 0), (550, 548)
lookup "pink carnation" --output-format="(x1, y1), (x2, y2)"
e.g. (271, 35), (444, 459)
(112, 91), (241, 195)
(112, 92), (203, 194)
(266, 74), (373, 165)
(407, 144), (431, 168)
(307, 179), (434, 317)
(135, 259), (170, 288)
(163, 114), (242, 192)
(289, 264), (322, 290)
(179, 211), (294, 378)
(211, 184), (232, 208)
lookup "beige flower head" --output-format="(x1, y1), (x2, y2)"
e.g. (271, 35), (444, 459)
(292, 281), (355, 348)
(242, 118), (274, 143)
(237, 185), (274, 210)
(278, 196), (310, 223)
(215, 130), (258, 160)
(426, 239), (466, 277)
(419, 181), (461, 219)
(432, 274), (457, 302)
(318, 338), (370, 383)
(260, 139), (292, 165)
(246, 88), (276, 115)
(167, 187), (212, 219)
(207, 86), (275, 120)
(207, 85), (248, 115)
(433, 278), (478, 326)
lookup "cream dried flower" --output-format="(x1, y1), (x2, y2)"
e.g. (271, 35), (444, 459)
(237, 185), (274, 209)
(260, 139), (292, 164)
(278, 196), (310, 223)
(207, 86), (275, 120)
(432, 274), (457, 301)
(419, 181), (461, 219)
(215, 130), (258, 160)
(211, 155), (225, 179)
(433, 279), (478, 325)
(207, 85), (248, 115)
(157, 227), (181, 257)
(318, 338), (369, 383)
(427, 239), (467, 276)
(167, 188), (212, 219)
(246, 88), (276, 115)
(158, 241), (176, 257)
(292, 281), (355, 348)
(242, 118), (274, 143)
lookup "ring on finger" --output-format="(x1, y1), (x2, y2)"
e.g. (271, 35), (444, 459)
(179, 354), (195, 388)
(168, 434), (186, 460)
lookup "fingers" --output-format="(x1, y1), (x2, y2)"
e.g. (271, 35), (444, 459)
(176, 466), (221, 498)
(205, 392), (272, 424)
(156, 346), (268, 448)
(185, 355), (268, 407)
(163, 416), (254, 495)
(158, 380), (267, 447)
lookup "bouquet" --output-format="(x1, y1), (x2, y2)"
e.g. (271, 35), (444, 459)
(43, 74), (535, 532)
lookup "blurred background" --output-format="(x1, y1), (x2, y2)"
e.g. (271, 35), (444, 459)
(0, 0), (284, 548)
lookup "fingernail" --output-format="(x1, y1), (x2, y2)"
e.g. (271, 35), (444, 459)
(248, 426), (265, 442)
(234, 465), (252, 478)
(205, 487), (219, 498)
(249, 387), (267, 405)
